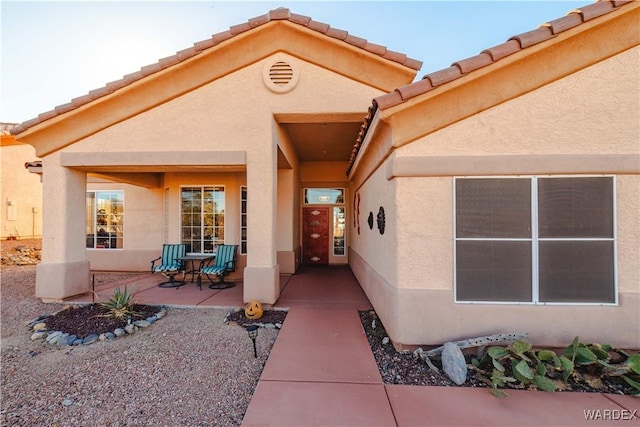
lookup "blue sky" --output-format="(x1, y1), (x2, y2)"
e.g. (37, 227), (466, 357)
(1, 1), (583, 123)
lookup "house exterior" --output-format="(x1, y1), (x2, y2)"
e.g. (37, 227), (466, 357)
(12, 1), (639, 349)
(1, 123), (42, 240)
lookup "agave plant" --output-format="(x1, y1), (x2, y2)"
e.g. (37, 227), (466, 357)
(100, 286), (139, 320)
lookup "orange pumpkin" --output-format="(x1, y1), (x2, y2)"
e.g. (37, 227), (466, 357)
(245, 300), (264, 320)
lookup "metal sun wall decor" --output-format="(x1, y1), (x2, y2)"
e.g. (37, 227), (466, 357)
(377, 206), (386, 235)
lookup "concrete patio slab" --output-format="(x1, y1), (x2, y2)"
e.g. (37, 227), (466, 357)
(385, 385), (640, 426)
(242, 381), (396, 427)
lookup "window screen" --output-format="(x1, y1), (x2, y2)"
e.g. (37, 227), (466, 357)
(455, 177), (615, 304)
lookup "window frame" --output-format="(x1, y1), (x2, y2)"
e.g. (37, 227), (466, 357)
(179, 185), (226, 254)
(453, 175), (617, 306)
(86, 190), (125, 250)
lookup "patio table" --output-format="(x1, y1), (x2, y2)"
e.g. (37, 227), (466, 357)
(179, 253), (215, 290)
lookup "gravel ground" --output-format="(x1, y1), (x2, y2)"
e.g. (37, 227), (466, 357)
(1, 264), (279, 426)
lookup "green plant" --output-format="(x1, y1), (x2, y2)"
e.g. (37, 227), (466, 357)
(471, 337), (640, 398)
(100, 286), (139, 320)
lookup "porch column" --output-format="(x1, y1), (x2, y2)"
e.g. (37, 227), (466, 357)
(243, 151), (280, 304)
(36, 158), (89, 300)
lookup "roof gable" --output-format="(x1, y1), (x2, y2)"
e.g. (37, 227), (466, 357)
(347, 0), (639, 176)
(13, 8), (421, 154)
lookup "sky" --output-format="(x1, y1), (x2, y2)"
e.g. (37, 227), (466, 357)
(1, 0), (585, 124)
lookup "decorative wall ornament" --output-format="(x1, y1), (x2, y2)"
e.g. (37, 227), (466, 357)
(356, 192), (361, 235)
(310, 256), (320, 262)
(310, 233), (320, 239)
(368, 212), (374, 230)
(377, 206), (386, 235)
(310, 210), (321, 216)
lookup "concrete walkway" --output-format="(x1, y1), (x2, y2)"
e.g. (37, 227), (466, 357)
(241, 265), (639, 427)
(70, 266), (639, 426)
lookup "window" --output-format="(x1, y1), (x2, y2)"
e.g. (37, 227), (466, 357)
(455, 177), (615, 304)
(86, 191), (124, 249)
(181, 186), (225, 253)
(304, 188), (344, 204)
(241, 186), (247, 255)
(333, 207), (346, 256)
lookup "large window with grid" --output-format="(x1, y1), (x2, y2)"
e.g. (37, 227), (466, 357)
(454, 177), (615, 304)
(86, 191), (124, 249)
(181, 186), (225, 253)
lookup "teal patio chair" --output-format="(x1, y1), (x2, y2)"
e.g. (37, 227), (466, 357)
(150, 244), (186, 288)
(199, 244), (238, 289)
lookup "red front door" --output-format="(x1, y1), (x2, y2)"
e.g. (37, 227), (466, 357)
(302, 207), (329, 264)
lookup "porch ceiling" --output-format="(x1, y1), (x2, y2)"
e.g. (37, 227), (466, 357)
(279, 119), (363, 162)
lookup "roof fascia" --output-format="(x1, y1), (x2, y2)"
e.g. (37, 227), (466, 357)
(16, 21), (418, 157)
(380, 3), (639, 151)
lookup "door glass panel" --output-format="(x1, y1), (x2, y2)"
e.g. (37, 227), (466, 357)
(333, 207), (346, 256)
(304, 188), (344, 204)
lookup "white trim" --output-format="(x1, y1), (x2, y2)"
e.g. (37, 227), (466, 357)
(85, 190), (125, 250)
(179, 185), (226, 254)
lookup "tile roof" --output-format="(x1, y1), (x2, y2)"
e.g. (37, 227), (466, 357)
(11, 8), (421, 136)
(346, 0), (635, 176)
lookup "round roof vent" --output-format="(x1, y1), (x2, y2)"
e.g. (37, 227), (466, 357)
(263, 55), (299, 93)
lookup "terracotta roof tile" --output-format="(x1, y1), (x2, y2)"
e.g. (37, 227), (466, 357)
(364, 42), (387, 56)
(509, 27), (554, 49)
(193, 38), (216, 52)
(482, 39), (522, 61)
(289, 12), (312, 26)
(373, 91), (404, 110)
(307, 20), (330, 34)
(268, 8), (291, 20)
(396, 79), (434, 100)
(453, 52), (493, 74)
(578, 1), (615, 21)
(248, 14), (269, 28)
(141, 62), (163, 76)
(158, 55), (181, 69)
(345, 34), (368, 49)
(326, 27), (348, 41)
(346, 0), (635, 176)
(543, 13), (584, 35)
(346, 104), (378, 175)
(122, 70), (144, 85)
(54, 102), (75, 115)
(229, 22), (252, 35)
(175, 46), (197, 61)
(382, 50), (408, 64)
(211, 30), (234, 44)
(88, 86), (112, 98)
(37, 110), (58, 122)
(424, 65), (463, 87)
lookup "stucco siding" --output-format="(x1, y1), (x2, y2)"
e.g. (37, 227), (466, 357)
(350, 160), (397, 287)
(64, 53), (382, 156)
(398, 47), (639, 158)
(1, 144), (42, 239)
(395, 177), (452, 290)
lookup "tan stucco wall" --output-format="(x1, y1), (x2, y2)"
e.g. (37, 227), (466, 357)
(399, 47), (639, 158)
(1, 144), (42, 239)
(351, 45), (640, 348)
